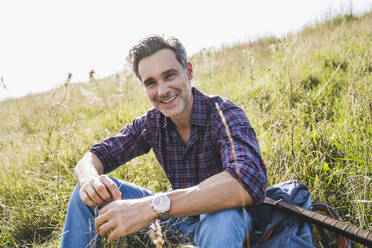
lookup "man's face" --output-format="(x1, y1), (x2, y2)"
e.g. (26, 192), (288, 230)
(138, 49), (193, 118)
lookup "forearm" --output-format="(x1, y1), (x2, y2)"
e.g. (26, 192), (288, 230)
(74, 151), (104, 185)
(166, 171), (253, 218)
(94, 171), (254, 241)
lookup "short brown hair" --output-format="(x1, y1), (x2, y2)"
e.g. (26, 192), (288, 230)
(127, 35), (188, 80)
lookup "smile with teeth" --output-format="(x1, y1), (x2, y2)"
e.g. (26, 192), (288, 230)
(160, 95), (177, 103)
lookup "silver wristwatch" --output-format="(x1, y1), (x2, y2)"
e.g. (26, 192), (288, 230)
(151, 193), (171, 221)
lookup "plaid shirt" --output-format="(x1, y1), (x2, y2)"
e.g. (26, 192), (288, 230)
(90, 88), (267, 204)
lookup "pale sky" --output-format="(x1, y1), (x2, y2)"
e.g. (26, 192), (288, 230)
(0, 0), (371, 101)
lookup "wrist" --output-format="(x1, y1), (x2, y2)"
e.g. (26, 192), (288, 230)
(141, 197), (159, 222)
(149, 203), (159, 220)
(151, 193), (171, 221)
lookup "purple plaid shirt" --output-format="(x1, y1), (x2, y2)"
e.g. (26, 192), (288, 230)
(90, 88), (267, 204)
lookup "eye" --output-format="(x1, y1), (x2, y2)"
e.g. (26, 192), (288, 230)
(164, 72), (176, 80)
(144, 80), (156, 87)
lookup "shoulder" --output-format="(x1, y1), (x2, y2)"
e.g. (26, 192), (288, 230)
(206, 94), (251, 128)
(143, 107), (160, 123)
(193, 87), (236, 117)
(124, 107), (162, 132)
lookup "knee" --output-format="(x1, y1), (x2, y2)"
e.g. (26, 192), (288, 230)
(200, 208), (251, 232)
(110, 179), (154, 199)
(194, 208), (252, 247)
(68, 184), (87, 208)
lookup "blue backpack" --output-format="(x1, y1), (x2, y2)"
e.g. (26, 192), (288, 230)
(249, 180), (352, 248)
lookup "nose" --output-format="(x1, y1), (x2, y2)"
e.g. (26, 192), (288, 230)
(157, 81), (170, 97)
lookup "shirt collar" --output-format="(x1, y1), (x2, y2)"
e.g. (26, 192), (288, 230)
(190, 87), (208, 127)
(161, 87), (208, 128)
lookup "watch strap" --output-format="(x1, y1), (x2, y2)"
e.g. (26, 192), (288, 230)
(158, 211), (169, 221)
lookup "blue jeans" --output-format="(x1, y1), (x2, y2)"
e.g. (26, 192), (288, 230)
(61, 178), (253, 248)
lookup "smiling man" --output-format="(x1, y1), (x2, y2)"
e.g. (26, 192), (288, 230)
(61, 35), (266, 248)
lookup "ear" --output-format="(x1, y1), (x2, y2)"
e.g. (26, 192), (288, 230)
(186, 62), (193, 80)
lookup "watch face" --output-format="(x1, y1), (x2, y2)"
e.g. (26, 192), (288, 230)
(153, 194), (170, 213)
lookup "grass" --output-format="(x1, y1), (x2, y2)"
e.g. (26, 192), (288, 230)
(0, 11), (371, 247)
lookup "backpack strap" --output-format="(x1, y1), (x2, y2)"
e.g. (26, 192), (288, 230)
(258, 228), (274, 243)
(263, 197), (372, 247)
(311, 202), (351, 248)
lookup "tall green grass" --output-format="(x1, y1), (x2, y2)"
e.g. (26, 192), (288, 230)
(0, 12), (371, 247)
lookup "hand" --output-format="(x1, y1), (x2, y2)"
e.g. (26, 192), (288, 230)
(95, 198), (156, 243)
(79, 175), (122, 207)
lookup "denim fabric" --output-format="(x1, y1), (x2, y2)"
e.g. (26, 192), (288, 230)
(61, 178), (252, 248)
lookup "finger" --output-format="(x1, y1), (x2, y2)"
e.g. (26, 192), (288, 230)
(95, 213), (106, 233)
(79, 189), (96, 207)
(99, 176), (122, 201)
(86, 185), (106, 206)
(92, 178), (113, 203)
(107, 229), (122, 243)
(98, 200), (113, 215)
(97, 219), (116, 238)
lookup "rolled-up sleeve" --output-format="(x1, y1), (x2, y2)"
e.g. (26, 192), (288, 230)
(89, 114), (152, 174)
(214, 104), (267, 204)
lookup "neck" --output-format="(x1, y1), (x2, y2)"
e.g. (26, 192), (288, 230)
(171, 95), (193, 130)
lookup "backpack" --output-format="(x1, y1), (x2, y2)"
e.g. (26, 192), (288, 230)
(249, 180), (352, 248)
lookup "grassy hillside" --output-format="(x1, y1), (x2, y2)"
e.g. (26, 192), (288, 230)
(0, 12), (371, 247)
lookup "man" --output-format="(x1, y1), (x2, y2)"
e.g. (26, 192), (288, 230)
(61, 35), (266, 248)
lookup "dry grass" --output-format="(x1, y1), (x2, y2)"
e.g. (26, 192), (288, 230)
(0, 11), (371, 247)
